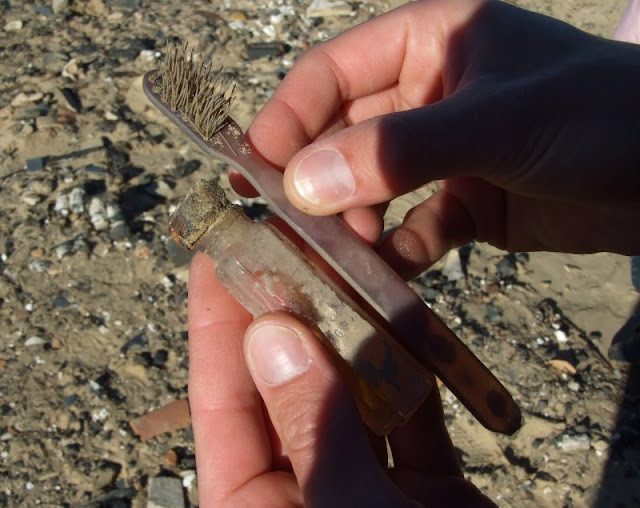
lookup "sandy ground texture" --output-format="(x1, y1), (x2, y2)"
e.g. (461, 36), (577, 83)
(1, 0), (639, 506)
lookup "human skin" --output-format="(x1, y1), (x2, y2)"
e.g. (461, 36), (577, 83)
(189, 0), (640, 506)
(616, 0), (640, 42)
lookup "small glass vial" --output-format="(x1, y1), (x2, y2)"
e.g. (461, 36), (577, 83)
(170, 180), (434, 435)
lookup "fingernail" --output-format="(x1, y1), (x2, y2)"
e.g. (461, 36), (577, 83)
(293, 149), (355, 206)
(246, 324), (310, 386)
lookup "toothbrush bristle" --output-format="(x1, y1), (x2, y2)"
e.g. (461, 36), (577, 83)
(157, 43), (236, 140)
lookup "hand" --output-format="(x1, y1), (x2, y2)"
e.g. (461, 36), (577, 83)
(243, 0), (640, 279)
(188, 252), (494, 506)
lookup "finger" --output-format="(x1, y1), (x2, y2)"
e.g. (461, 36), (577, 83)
(281, 83), (519, 215)
(388, 388), (461, 476)
(376, 179), (502, 278)
(187, 253), (276, 504)
(243, 313), (407, 505)
(246, 0), (483, 168)
(229, 168), (259, 198)
(341, 204), (386, 246)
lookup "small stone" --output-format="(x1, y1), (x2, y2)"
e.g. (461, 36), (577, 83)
(591, 439), (609, 453)
(62, 59), (81, 81)
(11, 92), (44, 107)
(75, 0), (106, 17)
(262, 24), (276, 38)
(181, 470), (197, 503)
(60, 88), (83, 113)
(228, 11), (247, 21)
(496, 254), (518, 280)
(556, 433), (590, 451)
(25, 336), (47, 347)
(138, 49), (157, 62)
(26, 158), (46, 172)
(56, 240), (75, 259)
(89, 198), (109, 231)
(442, 249), (464, 281)
(153, 349), (168, 367)
(553, 330), (568, 343)
(143, 179), (173, 199)
(42, 52), (69, 73)
(147, 476), (185, 508)
(29, 259), (51, 273)
(53, 296), (71, 309)
(163, 449), (179, 466)
(21, 192), (42, 206)
(567, 381), (581, 392)
(104, 110), (119, 121)
(95, 460), (121, 489)
(52, 0), (69, 15)
(4, 20), (24, 32)
(485, 304), (501, 323)
(69, 187), (86, 214)
(172, 159), (201, 178)
(35, 5), (53, 16)
(306, 0), (352, 18)
(107, 201), (125, 220)
(247, 42), (287, 60)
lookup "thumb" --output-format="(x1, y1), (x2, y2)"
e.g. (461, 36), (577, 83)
(243, 312), (407, 506)
(282, 87), (515, 215)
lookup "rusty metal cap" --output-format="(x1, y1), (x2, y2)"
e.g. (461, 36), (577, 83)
(168, 179), (231, 249)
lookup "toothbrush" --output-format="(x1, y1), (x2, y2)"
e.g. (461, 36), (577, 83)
(143, 44), (521, 435)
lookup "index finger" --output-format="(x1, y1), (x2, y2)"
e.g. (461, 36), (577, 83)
(246, 0), (482, 168)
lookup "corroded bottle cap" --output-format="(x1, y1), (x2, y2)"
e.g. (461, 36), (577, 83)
(168, 179), (232, 249)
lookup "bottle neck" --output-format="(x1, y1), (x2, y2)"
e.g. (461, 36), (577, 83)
(196, 206), (250, 261)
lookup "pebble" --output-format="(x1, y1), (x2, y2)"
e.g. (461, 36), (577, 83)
(11, 92), (44, 107)
(567, 381), (581, 392)
(52, 0), (69, 15)
(4, 20), (24, 32)
(591, 439), (609, 453)
(228, 11), (247, 21)
(89, 198), (109, 231)
(60, 88), (83, 113)
(163, 449), (179, 466)
(26, 157), (46, 172)
(75, 0), (106, 17)
(21, 192), (42, 206)
(147, 476), (185, 508)
(69, 187), (86, 214)
(556, 433), (591, 451)
(247, 42), (287, 60)
(485, 304), (501, 323)
(29, 259), (51, 273)
(554, 330), (569, 343)
(496, 254), (518, 280)
(442, 249), (464, 281)
(25, 336), (47, 347)
(142, 179), (173, 199)
(42, 52), (69, 73)
(306, 0), (352, 18)
(55, 193), (71, 217)
(62, 59), (81, 81)
(138, 49), (157, 62)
